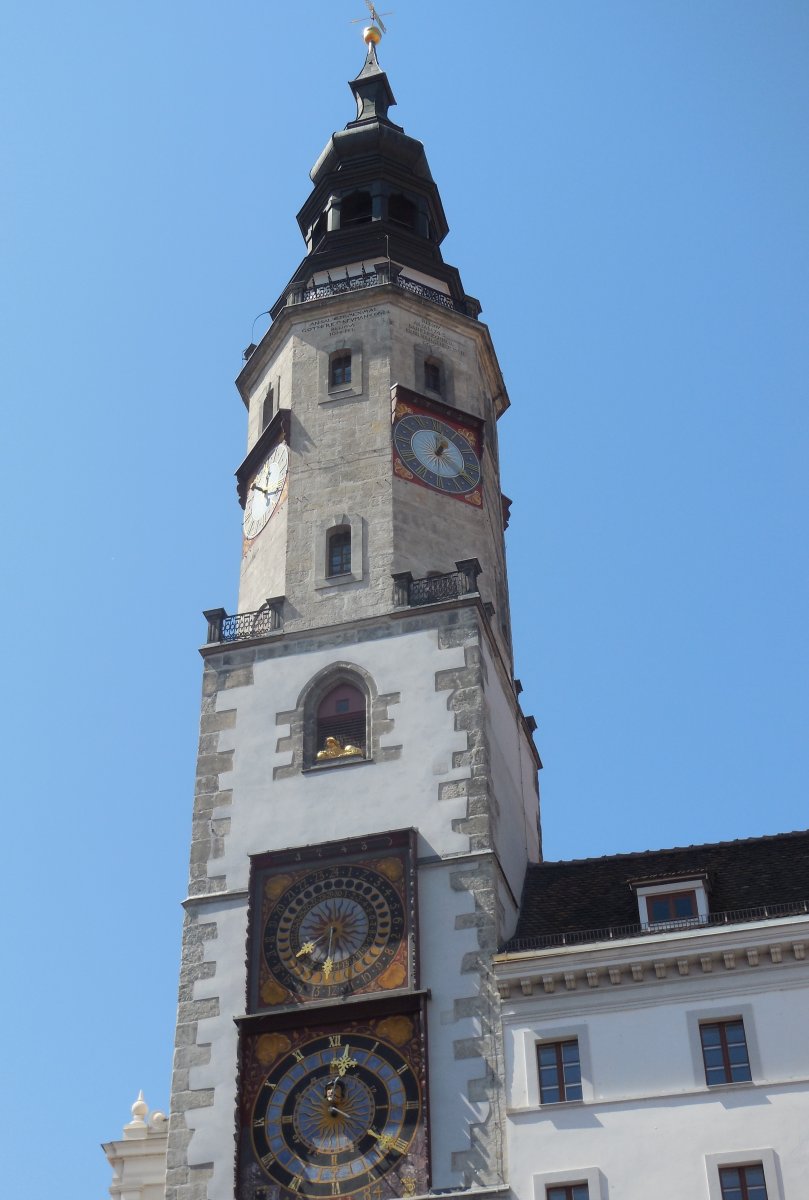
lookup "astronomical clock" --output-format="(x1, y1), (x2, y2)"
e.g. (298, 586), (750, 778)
(248, 831), (417, 1010)
(238, 831), (428, 1200)
(391, 384), (483, 507)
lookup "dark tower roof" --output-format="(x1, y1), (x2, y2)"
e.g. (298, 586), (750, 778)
(271, 42), (475, 315)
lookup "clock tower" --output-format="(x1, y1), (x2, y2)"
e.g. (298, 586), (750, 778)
(166, 28), (541, 1200)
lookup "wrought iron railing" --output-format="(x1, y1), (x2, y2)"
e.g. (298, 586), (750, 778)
(393, 560), (482, 609)
(270, 268), (476, 321)
(501, 900), (809, 954)
(203, 600), (284, 645)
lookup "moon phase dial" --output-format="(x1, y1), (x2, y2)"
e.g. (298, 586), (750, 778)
(248, 1030), (422, 1200)
(260, 863), (408, 1005)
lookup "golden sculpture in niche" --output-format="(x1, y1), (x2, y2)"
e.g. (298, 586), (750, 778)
(316, 735), (363, 760)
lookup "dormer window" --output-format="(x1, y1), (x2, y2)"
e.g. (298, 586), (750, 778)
(645, 890), (698, 923)
(632, 876), (709, 928)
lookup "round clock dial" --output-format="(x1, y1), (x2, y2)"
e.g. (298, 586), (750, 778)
(262, 863), (406, 1002)
(393, 413), (481, 495)
(251, 1031), (420, 1199)
(243, 442), (289, 539)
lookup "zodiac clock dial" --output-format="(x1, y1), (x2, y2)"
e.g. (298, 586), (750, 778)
(256, 860), (408, 1007)
(243, 441), (289, 540)
(240, 1017), (427, 1200)
(392, 411), (481, 498)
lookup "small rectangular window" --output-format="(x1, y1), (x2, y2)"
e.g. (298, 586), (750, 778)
(330, 353), (352, 387)
(700, 1020), (752, 1086)
(719, 1164), (768, 1200)
(537, 1040), (582, 1103)
(547, 1187), (589, 1200)
(261, 384), (274, 430)
(327, 529), (351, 577)
(424, 360), (441, 392)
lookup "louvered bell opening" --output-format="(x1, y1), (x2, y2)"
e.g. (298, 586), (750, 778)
(316, 685), (367, 758)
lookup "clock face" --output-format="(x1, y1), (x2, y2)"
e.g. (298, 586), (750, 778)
(255, 860), (408, 1008)
(244, 442), (289, 539)
(240, 1015), (428, 1200)
(392, 412), (481, 497)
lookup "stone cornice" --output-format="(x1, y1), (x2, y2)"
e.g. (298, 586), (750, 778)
(235, 283), (509, 416)
(494, 915), (809, 1000)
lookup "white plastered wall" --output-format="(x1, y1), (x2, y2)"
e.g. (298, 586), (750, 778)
(184, 625), (495, 1198)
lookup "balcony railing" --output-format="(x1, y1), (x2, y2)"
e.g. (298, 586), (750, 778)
(203, 599), (284, 645)
(501, 900), (809, 954)
(393, 560), (482, 608)
(269, 264), (480, 322)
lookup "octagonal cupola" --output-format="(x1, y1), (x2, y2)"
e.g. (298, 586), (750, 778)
(271, 37), (476, 316)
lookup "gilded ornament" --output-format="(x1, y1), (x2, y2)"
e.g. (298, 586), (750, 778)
(260, 978), (289, 1006)
(256, 1032), (291, 1065)
(316, 736), (363, 760)
(379, 961), (407, 990)
(375, 1015), (413, 1046)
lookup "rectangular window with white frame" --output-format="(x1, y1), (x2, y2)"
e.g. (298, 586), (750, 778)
(705, 1150), (780, 1200)
(532, 1168), (605, 1200)
(632, 875), (709, 927)
(537, 1039), (582, 1103)
(700, 1019), (752, 1086)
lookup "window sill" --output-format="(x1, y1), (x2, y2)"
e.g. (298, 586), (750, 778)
(302, 757), (373, 775)
(513, 1099), (585, 1113)
(704, 1080), (755, 1091)
(322, 386), (364, 404)
(314, 572), (362, 591)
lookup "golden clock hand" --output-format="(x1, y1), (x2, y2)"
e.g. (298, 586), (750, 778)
(331, 1046), (358, 1076)
(322, 925), (335, 979)
(295, 928), (330, 958)
(367, 1129), (407, 1155)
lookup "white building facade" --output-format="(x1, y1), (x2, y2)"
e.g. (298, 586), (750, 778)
(495, 835), (809, 1200)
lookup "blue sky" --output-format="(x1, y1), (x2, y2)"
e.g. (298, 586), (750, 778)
(2, 2), (808, 1195)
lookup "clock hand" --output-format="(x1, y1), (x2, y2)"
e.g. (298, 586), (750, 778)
(250, 482), (271, 496)
(322, 926), (335, 980)
(330, 1045), (358, 1077)
(367, 1128), (396, 1153)
(295, 929), (329, 958)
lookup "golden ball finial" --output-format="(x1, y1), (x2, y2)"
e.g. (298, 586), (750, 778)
(363, 24), (382, 46)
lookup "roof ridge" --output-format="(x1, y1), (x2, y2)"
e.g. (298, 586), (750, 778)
(534, 828), (809, 869)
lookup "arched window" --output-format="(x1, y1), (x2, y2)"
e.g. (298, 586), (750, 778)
(388, 193), (417, 231)
(327, 526), (351, 577)
(340, 191), (372, 227)
(315, 684), (367, 763)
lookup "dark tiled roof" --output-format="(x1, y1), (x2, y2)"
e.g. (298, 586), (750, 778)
(507, 830), (809, 948)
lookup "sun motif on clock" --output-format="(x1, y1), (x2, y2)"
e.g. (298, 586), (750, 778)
(237, 1010), (429, 1200)
(391, 394), (483, 506)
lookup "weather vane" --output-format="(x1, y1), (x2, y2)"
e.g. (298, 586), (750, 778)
(351, 0), (393, 38)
